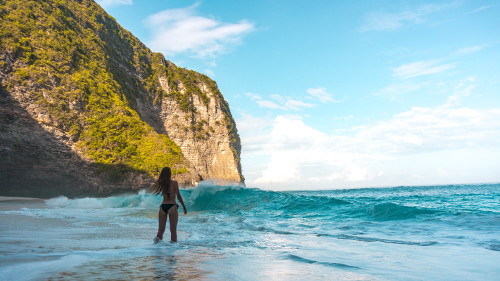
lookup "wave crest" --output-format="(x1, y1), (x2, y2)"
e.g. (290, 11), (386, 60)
(368, 202), (435, 220)
(42, 183), (438, 222)
(45, 190), (160, 209)
(188, 184), (350, 213)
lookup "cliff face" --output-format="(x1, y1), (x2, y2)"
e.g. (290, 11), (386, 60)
(0, 0), (243, 197)
(141, 59), (243, 184)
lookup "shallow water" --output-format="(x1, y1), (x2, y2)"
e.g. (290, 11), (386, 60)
(0, 183), (499, 280)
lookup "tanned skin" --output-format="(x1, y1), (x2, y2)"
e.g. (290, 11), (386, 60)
(156, 180), (187, 242)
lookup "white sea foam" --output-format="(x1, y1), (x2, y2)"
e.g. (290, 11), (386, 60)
(0, 254), (92, 281)
(45, 190), (160, 209)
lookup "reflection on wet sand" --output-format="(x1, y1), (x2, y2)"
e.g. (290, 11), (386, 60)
(146, 245), (215, 280)
(52, 245), (218, 280)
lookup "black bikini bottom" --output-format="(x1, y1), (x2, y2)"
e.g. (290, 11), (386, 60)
(160, 204), (178, 214)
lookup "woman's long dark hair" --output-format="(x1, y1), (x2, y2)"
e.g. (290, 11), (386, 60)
(153, 167), (172, 197)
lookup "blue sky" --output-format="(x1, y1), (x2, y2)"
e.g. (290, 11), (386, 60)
(97, 0), (500, 190)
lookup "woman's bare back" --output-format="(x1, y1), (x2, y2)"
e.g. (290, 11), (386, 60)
(161, 180), (179, 204)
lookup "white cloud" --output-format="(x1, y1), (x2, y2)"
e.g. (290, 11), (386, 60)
(257, 100), (286, 110)
(328, 164), (375, 182)
(240, 87), (500, 188)
(284, 100), (315, 110)
(455, 44), (489, 56)
(145, 3), (255, 58)
(247, 93), (316, 111)
(203, 69), (215, 78)
(472, 5), (496, 13)
(244, 115), (385, 185)
(361, 11), (421, 32)
(96, 0), (132, 8)
(353, 103), (500, 154)
(393, 60), (456, 79)
(445, 77), (476, 106)
(246, 93), (285, 110)
(306, 87), (340, 103)
(236, 113), (275, 153)
(374, 83), (425, 99)
(246, 93), (262, 100)
(360, 3), (460, 32)
(270, 94), (285, 103)
(333, 115), (354, 121)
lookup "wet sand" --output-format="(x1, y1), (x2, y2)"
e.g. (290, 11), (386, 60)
(0, 196), (44, 202)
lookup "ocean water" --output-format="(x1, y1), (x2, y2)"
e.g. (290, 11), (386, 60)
(0, 183), (499, 280)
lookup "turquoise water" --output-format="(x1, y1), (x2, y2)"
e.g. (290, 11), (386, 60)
(0, 183), (499, 280)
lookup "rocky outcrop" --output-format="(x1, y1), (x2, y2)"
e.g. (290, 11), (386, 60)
(136, 60), (243, 185)
(0, 0), (243, 197)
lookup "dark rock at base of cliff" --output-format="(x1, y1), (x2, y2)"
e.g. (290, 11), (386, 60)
(0, 91), (152, 198)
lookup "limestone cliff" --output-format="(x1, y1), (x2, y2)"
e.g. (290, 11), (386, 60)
(151, 60), (243, 184)
(0, 0), (243, 198)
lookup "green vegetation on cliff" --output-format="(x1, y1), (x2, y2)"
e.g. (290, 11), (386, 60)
(1, 0), (220, 178)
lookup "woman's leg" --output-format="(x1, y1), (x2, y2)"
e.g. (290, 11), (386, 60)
(156, 208), (167, 240)
(168, 206), (179, 242)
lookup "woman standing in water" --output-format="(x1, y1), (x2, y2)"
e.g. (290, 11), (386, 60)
(153, 167), (187, 243)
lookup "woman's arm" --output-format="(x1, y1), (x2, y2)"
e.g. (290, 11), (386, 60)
(175, 181), (187, 214)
